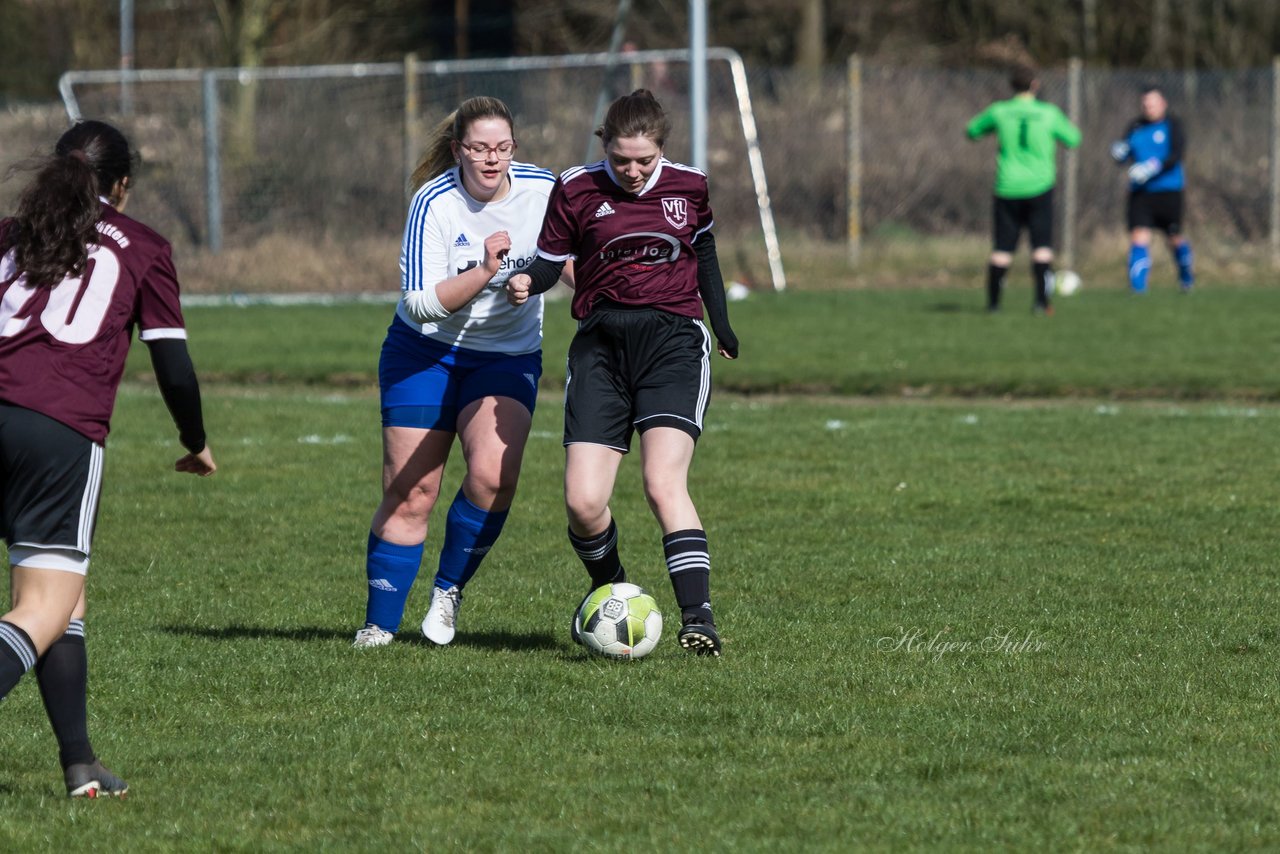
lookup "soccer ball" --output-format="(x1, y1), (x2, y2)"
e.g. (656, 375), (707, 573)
(1055, 270), (1082, 296)
(576, 582), (663, 660)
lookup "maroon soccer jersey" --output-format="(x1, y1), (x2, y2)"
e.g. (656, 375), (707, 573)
(537, 158), (714, 320)
(0, 204), (188, 443)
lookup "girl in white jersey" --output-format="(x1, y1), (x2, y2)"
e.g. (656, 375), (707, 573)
(355, 97), (564, 648)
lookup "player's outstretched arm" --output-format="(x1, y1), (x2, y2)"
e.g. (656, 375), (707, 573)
(965, 107), (995, 140)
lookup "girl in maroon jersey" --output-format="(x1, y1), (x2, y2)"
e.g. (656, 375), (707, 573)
(508, 89), (738, 656)
(0, 120), (216, 797)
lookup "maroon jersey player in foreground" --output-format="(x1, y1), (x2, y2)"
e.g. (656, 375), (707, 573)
(0, 120), (216, 797)
(508, 89), (738, 656)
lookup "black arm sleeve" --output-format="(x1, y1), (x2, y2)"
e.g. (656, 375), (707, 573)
(146, 338), (207, 454)
(1164, 115), (1185, 169)
(694, 231), (739, 359)
(523, 256), (567, 296)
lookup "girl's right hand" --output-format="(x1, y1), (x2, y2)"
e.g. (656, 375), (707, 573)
(506, 273), (532, 306)
(483, 230), (512, 275)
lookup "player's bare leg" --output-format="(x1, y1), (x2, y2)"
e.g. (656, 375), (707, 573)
(5, 565), (84, 655)
(356, 426), (452, 647)
(420, 396), (532, 645)
(2, 566), (126, 797)
(639, 427), (720, 656)
(565, 443), (626, 643)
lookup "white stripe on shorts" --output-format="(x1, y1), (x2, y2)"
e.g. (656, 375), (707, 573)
(77, 442), (105, 553)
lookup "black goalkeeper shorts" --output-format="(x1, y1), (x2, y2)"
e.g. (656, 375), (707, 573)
(564, 302), (712, 452)
(993, 189), (1054, 253)
(1127, 190), (1184, 235)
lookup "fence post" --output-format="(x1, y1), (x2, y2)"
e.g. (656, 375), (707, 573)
(1063, 57), (1082, 271)
(846, 53), (862, 266)
(202, 71), (222, 253)
(1272, 56), (1280, 268)
(404, 52), (419, 203)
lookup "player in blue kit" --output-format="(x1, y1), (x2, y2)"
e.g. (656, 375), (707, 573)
(354, 97), (567, 648)
(1111, 85), (1195, 293)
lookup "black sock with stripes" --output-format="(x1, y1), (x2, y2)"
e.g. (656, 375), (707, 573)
(0, 620), (37, 701)
(36, 619), (95, 768)
(663, 529), (713, 625)
(568, 520), (625, 589)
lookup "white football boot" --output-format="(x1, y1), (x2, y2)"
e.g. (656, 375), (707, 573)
(353, 624), (394, 648)
(422, 585), (462, 645)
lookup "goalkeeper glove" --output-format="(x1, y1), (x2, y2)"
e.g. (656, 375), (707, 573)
(1110, 140), (1131, 163)
(1128, 158), (1161, 185)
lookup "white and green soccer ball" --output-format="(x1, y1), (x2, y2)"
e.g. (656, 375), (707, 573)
(1055, 270), (1082, 296)
(576, 582), (663, 660)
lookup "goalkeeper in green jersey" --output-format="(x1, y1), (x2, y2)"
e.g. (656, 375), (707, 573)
(967, 64), (1081, 314)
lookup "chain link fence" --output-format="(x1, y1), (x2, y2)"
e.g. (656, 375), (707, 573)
(3, 57), (1279, 291)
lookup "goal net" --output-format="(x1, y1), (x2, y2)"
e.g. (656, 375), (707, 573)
(58, 49), (785, 295)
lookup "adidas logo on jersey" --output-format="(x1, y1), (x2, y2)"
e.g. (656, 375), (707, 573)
(454, 233), (471, 247)
(594, 202), (616, 218)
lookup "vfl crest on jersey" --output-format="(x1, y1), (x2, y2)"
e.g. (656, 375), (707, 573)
(661, 197), (688, 229)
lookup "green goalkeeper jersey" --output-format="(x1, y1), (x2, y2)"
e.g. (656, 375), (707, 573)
(966, 95), (1081, 199)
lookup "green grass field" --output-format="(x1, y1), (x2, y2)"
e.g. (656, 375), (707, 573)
(3, 286), (1279, 850)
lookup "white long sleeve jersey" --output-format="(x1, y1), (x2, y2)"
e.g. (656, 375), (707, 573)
(397, 162), (555, 353)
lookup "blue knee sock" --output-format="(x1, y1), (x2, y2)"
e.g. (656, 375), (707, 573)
(435, 490), (509, 592)
(364, 533), (424, 632)
(1128, 244), (1151, 293)
(1175, 241), (1194, 287)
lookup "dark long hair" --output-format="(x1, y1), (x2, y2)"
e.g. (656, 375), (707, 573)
(595, 89), (670, 148)
(5, 120), (136, 288)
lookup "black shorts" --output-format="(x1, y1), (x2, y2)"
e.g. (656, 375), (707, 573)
(0, 403), (103, 555)
(564, 303), (712, 452)
(993, 190), (1054, 253)
(1127, 190), (1183, 235)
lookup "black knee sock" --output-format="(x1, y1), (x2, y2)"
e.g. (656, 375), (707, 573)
(1033, 262), (1052, 307)
(568, 520), (625, 588)
(36, 619), (95, 768)
(0, 620), (37, 701)
(663, 529), (713, 624)
(987, 263), (1008, 309)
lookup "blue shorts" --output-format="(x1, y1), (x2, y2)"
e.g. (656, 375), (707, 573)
(379, 317), (542, 431)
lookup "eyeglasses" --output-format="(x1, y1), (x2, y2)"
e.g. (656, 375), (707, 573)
(459, 141), (517, 161)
